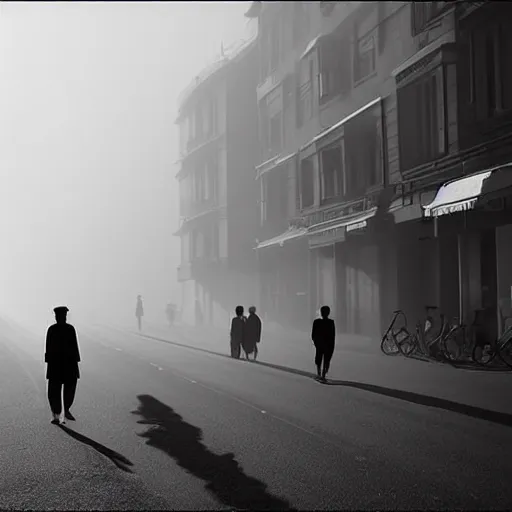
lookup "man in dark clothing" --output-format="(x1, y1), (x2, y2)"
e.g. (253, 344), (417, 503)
(244, 306), (262, 361)
(311, 305), (335, 382)
(45, 306), (81, 424)
(230, 305), (245, 359)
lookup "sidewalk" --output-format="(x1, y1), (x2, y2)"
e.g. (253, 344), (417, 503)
(117, 321), (512, 417)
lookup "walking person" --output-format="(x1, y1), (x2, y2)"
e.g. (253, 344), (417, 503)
(45, 306), (81, 425)
(311, 305), (336, 382)
(230, 305), (245, 359)
(136, 295), (144, 331)
(244, 306), (262, 361)
(166, 302), (175, 328)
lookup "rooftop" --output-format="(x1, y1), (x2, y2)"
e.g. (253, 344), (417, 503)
(176, 27), (257, 118)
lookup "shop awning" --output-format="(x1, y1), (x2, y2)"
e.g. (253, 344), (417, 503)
(423, 165), (512, 217)
(256, 226), (307, 249)
(255, 152), (296, 180)
(307, 208), (377, 248)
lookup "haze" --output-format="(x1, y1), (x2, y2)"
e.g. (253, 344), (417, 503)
(0, 1), (252, 333)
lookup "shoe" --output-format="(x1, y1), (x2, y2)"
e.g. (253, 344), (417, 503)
(64, 410), (76, 421)
(51, 413), (60, 425)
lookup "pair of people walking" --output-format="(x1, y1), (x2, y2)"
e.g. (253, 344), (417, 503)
(230, 306), (261, 360)
(45, 306), (81, 425)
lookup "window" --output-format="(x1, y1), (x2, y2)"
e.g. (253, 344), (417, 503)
(471, 21), (512, 119)
(299, 158), (314, 209)
(398, 70), (446, 171)
(320, 144), (344, 202)
(206, 97), (217, 137)
(269, 112), (283, 155)
(194, 106), (204, 142)
(264, 167), (288, 225)
(319, 35), (351, 102)
(344, 102), (384, 196)
(270, 20), (281, 72)
(411, 2), (450, 37)
(296, 59), (313, 127)
(354, 32), (376, 83)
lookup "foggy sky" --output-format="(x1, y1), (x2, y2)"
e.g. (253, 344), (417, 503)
(0, 1), (252, 332)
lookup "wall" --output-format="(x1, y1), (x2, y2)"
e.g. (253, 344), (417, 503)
(226, 45), (260, 274)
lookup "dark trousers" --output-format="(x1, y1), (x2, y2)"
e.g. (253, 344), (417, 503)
(137, 316), (142, 331)
(48, 379), (78, 415)
(315, 343), (335, 373)
(231, 342), (241, 359)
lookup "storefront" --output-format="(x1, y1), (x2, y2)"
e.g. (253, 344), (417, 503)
(423, 165), (512, 341)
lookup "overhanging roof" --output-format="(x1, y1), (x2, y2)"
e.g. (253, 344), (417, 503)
(256, 226), (307, 249)
(301, 97), (381, 152)
(256, 152), (296, 180)
(423, 164), (512, 218)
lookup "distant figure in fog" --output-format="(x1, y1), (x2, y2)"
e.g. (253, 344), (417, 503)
(166, 302), (175, 327)
(45, 306), (81, 425)
(230, 305), (245, 359)
(136, 295), (144, 331)
(311, 306), (336, 382)
(244, 306), (261, 361)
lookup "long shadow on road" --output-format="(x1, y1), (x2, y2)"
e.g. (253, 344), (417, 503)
(58, 424), (134, 473)
(126, 329), (512, 430)
(132, 394), (294, 511)
(323, 379), (512, 429)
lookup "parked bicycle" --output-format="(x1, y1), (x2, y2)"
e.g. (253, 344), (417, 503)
(381, 310), (415, 356)
(472, 324), (512, 369)
(381, 306), (446, 359)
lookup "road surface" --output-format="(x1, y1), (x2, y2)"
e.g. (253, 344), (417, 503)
(1, 320), (512, 510)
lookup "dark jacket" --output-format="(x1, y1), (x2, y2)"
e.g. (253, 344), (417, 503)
(243, 313), (261, 354)
(45, 323), (81, 381)
(311, 318), (335, 347)
(230, 316), (245, 347)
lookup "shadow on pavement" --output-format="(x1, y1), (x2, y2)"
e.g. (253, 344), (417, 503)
(132, 394), (294, 511)
(128, 330), (512, 429)
(58, 424), (134, 473)
(322, 379), (512, 428)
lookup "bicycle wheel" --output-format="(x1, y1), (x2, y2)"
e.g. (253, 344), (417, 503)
(497, 334), (512, 369)
(396, 329), (416, 356)
(472, 343), (496, 366)
(381, 332), (399, 355)
(443, 327), (464, 361)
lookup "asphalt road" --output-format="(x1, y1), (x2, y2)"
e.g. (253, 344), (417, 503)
(2, 322), (512, 510)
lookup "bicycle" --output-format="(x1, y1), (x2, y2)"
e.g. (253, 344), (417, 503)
(472, 325), (512, 369)
(441, 310), (486, 363)
(411, 305), (448, 359)
(380, 310), (415, 356)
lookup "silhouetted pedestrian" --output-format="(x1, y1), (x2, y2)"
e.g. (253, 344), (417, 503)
(45, 306), (81, 424)
(244, 306), (261, 361)
(136, 295), (144, 331)
(311, 305), (335, 382)
(230, 305), (245, 359)
(166, 302), (175, 328)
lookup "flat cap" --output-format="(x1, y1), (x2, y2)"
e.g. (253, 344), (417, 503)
(53, 306), (69, 314)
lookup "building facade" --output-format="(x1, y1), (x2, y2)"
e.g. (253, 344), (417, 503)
(247, 0), (512, 343)
(175, 40), (260, 328)
(246, 1), (444, 336)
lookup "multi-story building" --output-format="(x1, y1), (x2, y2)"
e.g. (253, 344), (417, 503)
(247, 0), (512, 344)
(175, 38), (260, 328)
(246, 1), (449, 336)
